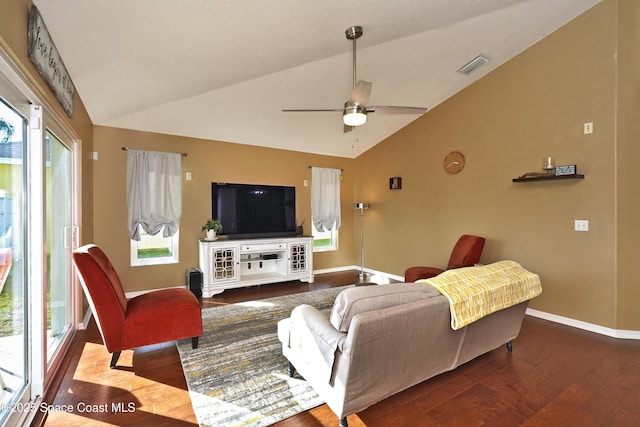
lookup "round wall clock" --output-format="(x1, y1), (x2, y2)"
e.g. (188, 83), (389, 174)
(443, 151), (465, 174)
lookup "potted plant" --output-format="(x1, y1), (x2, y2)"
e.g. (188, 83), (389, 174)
(202, 218), (222, 240)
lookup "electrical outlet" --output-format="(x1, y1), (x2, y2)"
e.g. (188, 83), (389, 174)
(584, 122), (593, 135)
(185, 172), (192, 181)
(574, 220), (589, 232)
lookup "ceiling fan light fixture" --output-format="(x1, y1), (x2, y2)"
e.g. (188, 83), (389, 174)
(343, 104), (367, 126)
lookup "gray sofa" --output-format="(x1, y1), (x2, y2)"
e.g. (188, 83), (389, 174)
(277, 281), (530, 427)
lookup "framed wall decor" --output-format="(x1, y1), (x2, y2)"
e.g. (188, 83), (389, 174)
(389, 177), (402, 190)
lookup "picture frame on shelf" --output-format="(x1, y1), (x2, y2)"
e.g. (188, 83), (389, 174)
(555, 164), (577, 176)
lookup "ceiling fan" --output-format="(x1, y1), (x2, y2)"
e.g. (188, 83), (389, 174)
(283, 26), (428, 132)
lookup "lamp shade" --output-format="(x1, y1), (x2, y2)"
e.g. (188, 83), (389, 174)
(343, 104), (367, 126)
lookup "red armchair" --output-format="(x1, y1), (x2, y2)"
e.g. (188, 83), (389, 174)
(404, 235), (486, 282)
(72, 244), (202, 368)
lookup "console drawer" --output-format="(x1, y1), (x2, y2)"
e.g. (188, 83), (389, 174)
(241, 242), (286, 253)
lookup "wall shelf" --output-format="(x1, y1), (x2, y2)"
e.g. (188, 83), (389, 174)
(512, 173), (584, 183)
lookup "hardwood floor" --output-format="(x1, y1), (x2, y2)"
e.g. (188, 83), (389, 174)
(37, 270), (640, 427)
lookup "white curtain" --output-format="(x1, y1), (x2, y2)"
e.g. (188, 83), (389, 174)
(311, 167), (341, 231)
(126, 149), (182, 241)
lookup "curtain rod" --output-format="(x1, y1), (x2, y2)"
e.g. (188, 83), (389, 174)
(121, 146), (187, 157)
(308, 165), (343, 172)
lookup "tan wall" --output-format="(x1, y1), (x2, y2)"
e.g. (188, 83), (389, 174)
(92, 126), (357, 292)
(615, 0), (640, 330)
(354, 1), (622, 328)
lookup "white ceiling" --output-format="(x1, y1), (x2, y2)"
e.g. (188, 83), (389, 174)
(33, 0), (600, 158)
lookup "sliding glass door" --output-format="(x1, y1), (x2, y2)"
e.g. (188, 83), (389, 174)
(0, 79), (28, 427)
(0, 47), (80, 425)
(45, 131), (73, 363)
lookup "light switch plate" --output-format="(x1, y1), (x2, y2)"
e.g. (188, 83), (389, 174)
(575, 220), (589, 232)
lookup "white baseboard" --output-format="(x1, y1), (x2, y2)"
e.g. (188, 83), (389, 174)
(312, 265), (355, 275)
(78, 307), (93, 330)
(525, 308), (640, 340)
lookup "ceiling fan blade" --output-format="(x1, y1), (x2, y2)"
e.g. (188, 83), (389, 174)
(349, 80), (372, 106)
(282, 108), (343, 112)
(366, 106), (428, 114)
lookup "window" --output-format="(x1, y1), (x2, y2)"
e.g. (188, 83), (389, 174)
(312, 222), (338, 252)
(126, 149), (182, 267)
(310, 167), (341, 253)
(130, 226), (179, 266)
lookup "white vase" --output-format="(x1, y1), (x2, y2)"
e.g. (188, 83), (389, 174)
(205, 229), (217, 240)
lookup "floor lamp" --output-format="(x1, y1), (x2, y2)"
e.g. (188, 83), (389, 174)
(354, 202), (370, 278)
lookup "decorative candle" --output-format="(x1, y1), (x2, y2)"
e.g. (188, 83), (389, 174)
(543, 156), (555, 170)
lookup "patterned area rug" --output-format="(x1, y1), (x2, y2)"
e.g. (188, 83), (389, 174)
(176, 286), (351, 426)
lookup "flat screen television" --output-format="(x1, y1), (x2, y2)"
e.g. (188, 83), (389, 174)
(211, 182), (297, 240)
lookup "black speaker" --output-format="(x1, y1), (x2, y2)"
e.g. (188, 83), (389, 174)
(186, 268), (202, 298)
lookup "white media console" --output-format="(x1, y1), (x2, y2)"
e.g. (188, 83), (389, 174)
(198, 236), (314, 297)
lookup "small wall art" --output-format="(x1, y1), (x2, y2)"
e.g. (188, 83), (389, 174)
(389, 177), (402, 190)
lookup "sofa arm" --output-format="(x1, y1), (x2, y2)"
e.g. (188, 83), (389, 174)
(290, 304), (347, 352)
(282, 304), (347, 382)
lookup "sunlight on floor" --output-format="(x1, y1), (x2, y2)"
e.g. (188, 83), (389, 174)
(44, 340), (196, 426)
(0, 333), (24, 399)
(308, 407), (368, 427)
(189, 390), (260, 425)
(236, 300), (276, 308)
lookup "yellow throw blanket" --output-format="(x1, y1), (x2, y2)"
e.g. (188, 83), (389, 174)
(417, 260), (542, 330)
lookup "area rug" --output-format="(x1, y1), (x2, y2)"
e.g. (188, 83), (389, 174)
(176, 286), (351, 427)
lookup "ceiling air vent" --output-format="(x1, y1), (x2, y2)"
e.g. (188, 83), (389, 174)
(457, 54), (489, 75)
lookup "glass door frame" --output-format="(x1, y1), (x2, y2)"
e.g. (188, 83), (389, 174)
(41, 116), (80, 377)
(0, 45), (82, 425)
(0, 56), (30, 427)
(30, 106), (81, 396)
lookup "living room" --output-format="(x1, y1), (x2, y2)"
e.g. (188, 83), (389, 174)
(88, 0), (639, 337)
(1, 0), (640, 425)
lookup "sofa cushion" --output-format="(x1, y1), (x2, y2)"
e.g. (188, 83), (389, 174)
(330, 283), (441, 332)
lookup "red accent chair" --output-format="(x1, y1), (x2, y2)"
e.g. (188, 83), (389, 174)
(404, 235), (486, 282)
(72, 244), (202, 368)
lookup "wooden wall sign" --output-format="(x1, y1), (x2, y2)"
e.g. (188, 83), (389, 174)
(27, 5), (75, 118)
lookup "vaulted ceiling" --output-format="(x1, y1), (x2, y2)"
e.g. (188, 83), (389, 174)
(34, 0), (600, 158)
